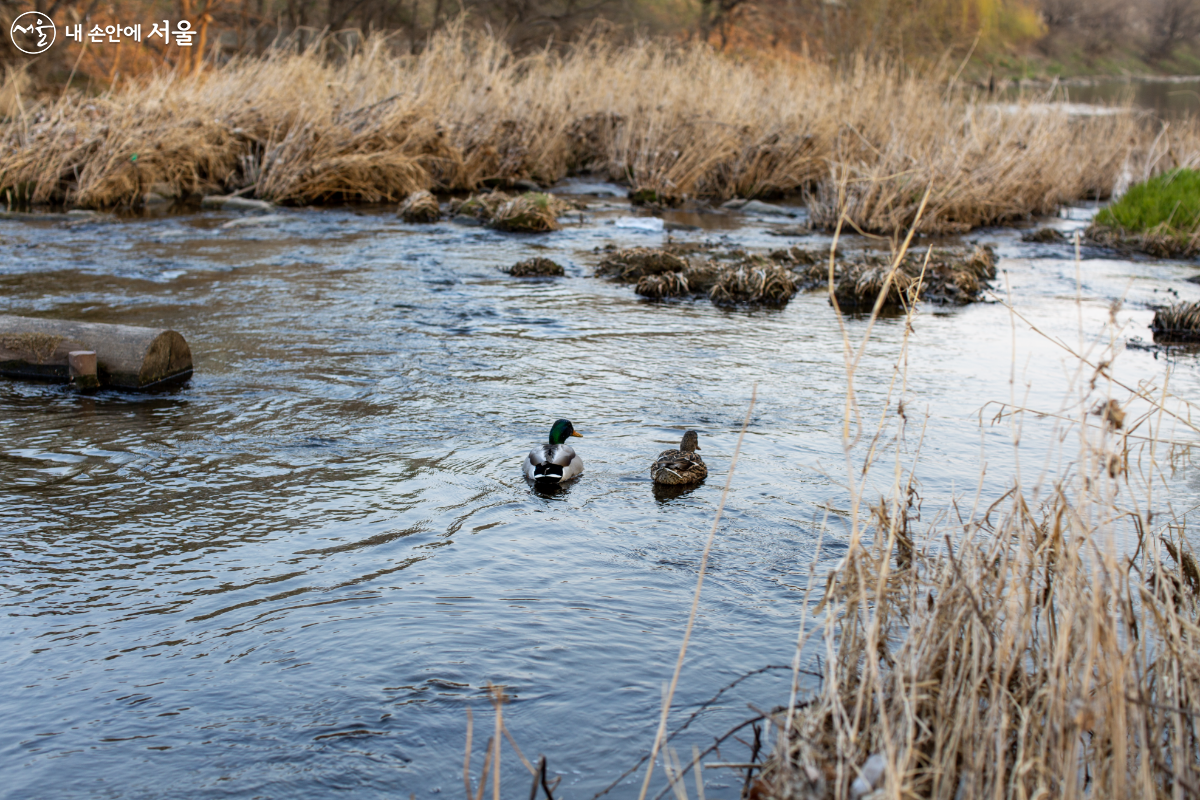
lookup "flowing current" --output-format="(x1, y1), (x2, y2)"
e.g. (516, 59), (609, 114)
(3, 186), (1200, 799)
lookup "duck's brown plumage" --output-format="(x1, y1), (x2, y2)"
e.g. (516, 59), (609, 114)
(651, 430), (707, 485)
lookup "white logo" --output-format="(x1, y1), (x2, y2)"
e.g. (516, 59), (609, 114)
(10, 11), (56, 55)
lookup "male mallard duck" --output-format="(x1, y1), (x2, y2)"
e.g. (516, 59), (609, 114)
(651, 430), (707, 485)
(523, 419), (584, 484)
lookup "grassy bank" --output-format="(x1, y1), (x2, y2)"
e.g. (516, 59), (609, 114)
(0, 29), (1161, 234)
(1089, 168), (1200, 256)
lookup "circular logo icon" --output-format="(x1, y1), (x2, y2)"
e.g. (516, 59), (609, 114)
(10, 11), (56, 55)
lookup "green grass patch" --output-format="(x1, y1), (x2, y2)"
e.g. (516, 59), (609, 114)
(1096, 168), (1200, 235)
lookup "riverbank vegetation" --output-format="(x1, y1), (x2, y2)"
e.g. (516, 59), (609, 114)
(1089, 168), (1200, 256)
(0, 26), (1164, 235)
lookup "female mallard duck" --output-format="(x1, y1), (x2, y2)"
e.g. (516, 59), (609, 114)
(523, 419), (584, 484)
(651, 430), (707, 485)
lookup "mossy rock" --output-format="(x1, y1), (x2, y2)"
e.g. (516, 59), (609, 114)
(398, 190), (441, 223)
(449, 191), (512, 222)
(489, 192), (567, 233)
(505, 257), (564, 277)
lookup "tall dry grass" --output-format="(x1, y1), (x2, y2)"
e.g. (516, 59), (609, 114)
(0, 27), (1161, 233)
(729, 239), (1200, 798)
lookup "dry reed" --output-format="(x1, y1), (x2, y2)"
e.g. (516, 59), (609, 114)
(0, 28), (1167, 232)
(738, 245), (1200, 799)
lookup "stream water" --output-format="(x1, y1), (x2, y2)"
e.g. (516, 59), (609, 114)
(3, 187), (1200, 800)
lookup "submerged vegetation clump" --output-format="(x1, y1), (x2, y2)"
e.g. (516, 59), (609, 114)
(708, 261), (798, 307)
(792, 244), (996, 309)
(601, 247), (797, 307)
(397, 190), (442, 223)
(1089, 169), (1200, 257)
(0, 28), (1158, 231)
(505, 257), (564, 277)
(1151, 300), (1200, 342)
(635, 271), (691, 299)
(449, 191), (511, 223)
(595, 247), (690, 282)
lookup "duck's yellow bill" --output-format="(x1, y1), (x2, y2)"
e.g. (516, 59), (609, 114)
(571, 431), (583, 437)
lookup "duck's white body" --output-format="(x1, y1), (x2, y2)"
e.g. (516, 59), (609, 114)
(523, 443), (583, 484)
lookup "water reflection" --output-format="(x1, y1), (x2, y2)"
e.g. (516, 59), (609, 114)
(652, 481), (703, 503)
(528, 479), (578, 500)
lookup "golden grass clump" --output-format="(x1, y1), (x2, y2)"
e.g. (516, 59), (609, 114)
(595, 247), (690, 282)
(0, 27), (1169, 227)
(708, 261), (797, 306)
(398, 189), (442, 222)
(504, 257), (564, 277)
(1152, 301), (1200, 342)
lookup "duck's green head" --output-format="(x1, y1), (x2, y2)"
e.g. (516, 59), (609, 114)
(549, 419), (582, 444)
